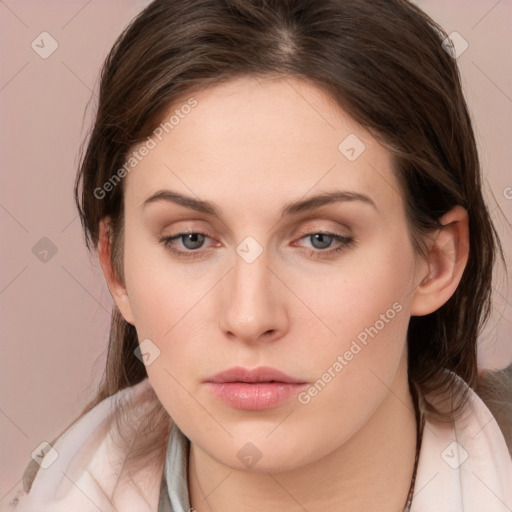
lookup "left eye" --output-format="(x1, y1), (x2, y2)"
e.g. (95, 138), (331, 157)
(159, 231), (354, 260)
(294, 231), (354, 258)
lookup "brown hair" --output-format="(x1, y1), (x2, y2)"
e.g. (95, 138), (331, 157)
(24, 0), (508, 491)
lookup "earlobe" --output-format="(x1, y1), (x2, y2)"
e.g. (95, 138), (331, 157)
(410, 205), (469, 316)
(97, 218), (135, 325)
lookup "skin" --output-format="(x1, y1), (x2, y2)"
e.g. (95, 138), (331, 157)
(98, 75), (469, 511)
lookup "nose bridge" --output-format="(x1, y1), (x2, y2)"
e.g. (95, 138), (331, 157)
(232, 245), (271, 320)
(220, 239), (284, 341)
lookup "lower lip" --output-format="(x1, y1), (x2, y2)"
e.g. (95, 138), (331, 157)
(206, 382), (308, 410)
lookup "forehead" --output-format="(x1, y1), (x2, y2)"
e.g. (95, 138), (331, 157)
(124, 75), (403, 219)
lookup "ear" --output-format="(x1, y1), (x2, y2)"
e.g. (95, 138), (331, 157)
(97, 217), (135, 325)
(410, 205), (469, 316)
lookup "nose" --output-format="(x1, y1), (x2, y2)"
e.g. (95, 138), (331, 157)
(219, 247), (288, 345)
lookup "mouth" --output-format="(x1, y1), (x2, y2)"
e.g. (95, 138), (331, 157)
(205, 366), (308, 410)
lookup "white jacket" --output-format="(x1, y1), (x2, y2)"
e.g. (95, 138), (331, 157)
(3, 373), (512, 512)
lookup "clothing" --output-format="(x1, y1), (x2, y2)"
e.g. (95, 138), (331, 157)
(3, 372), (512, 512)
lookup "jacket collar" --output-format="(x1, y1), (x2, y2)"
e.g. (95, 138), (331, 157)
(410, 372), (512, 511)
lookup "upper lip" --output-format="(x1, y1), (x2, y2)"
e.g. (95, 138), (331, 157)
(206, 366), (307, 384)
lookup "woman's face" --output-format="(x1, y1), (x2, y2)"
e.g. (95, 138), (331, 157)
(113, 75), (429, 471)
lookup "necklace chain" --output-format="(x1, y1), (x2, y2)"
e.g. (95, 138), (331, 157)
(402, 383), (425, 512)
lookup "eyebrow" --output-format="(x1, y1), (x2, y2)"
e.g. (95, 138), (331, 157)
(141, 189), (379, 217)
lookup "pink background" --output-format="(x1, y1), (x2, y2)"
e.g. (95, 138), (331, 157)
(1, 0), (511, 498)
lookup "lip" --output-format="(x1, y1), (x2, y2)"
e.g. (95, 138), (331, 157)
(205, 366), (308, 410)
(206, 366), (306, 385)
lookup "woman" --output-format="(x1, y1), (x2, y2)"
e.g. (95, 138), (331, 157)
(5, 0), (511, 511)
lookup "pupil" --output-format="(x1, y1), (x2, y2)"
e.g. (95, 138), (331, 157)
(312, 233), (331, 249)
(184, 233), (204, 249)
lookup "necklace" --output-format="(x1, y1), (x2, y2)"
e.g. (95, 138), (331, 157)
(402, 382), (425, 512)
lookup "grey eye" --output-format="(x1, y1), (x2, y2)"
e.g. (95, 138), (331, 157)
(308, 233), (334, 249)
(180, 233), (206, 250)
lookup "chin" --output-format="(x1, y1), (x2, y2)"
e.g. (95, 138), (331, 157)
(201, 432), (319, 474)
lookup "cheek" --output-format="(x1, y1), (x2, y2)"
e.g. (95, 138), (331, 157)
(288, 239), (413, 395)
(122, 230), (216, 391)
(122, 223), (191, 334)
(291, 235), (412, 340)
(122, 237), (210, 422)
(287, 269), (411, 450)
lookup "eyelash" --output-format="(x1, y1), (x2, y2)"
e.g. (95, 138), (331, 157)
(159, 230), (354, 260)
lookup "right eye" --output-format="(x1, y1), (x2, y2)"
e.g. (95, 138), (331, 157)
(160, 231), (216, 260)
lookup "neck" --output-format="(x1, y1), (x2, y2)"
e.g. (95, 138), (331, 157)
(188, 362), (418, 512)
